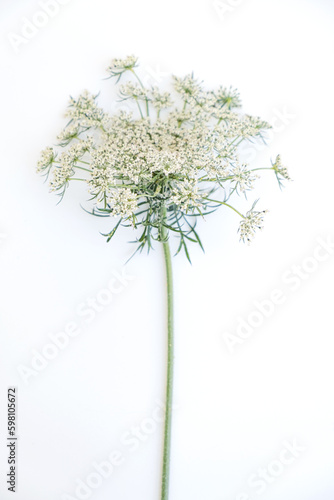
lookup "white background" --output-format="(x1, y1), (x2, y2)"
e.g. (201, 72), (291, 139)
(1, 0), (334, 499)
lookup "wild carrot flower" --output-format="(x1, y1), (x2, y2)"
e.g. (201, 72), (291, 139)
(37, 56), (290, 500)
(37, 56), (290, 254)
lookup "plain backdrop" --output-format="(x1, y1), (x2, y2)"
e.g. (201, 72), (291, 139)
(1, 0), (334, 499)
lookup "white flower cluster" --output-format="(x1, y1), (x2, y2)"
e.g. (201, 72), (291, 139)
(48, 139), (93, 192)
(239, 207), (268, 244)
(89, 149), (116, 201)
(108, 188), (138, 218)
(107, 55), (138, 73)
(37, 56), (290, 251)
(214, 86), (242, 109)
(173, 74), (202, 99)
(150, 88), (173, 111)
(57, 124), (80, 144)
(64, 138), (93, 160)
(230, 163), (258, 193)
(170, 180), (202, 211)
(50, 156), (74, 192)
(272, 154), (291, 182)
(119, 82), (148, 100)
(66, 90), (105, 128)
(37, 146), (56, 173)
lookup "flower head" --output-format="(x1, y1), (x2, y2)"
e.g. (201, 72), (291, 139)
(230, 163), (258, 193)
(170, 180), (203, 212)
(272, 154), (291, 186)
(214, 86), (242, 109)
(66, 90), (105, 128)
(150, 88), (173, 112)
(50, 153), (74, 192)
(173, 74), (202, 99)
(239, 205), (268, 244)
(119, 82), (148, 101)
(108, 188), (138, 218)
(57, 124), (81, 145)
(37, 56), (289, 260)
(107, 55), (138, 81)
(37, 147), (56, 174)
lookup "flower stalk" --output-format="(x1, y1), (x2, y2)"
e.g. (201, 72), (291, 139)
(161, 208), (174, 500)
(161, 236), (174, 500)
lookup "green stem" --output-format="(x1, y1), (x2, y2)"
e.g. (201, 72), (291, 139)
(251, 167), (273, 173)
(161, 219), (174, 500)
(204, 198), (244, 218)
(135, 98), (144, 119)
(74, 165), (91, 173)
(131, 69), (150, 116)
